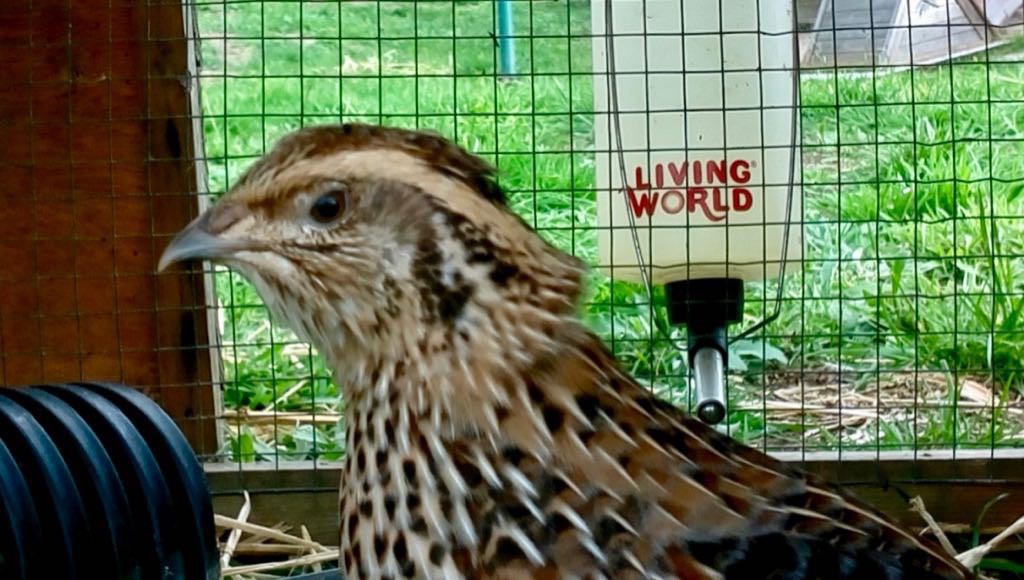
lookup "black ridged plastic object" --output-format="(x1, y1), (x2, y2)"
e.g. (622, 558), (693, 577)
(1, 388), (138, 579)
(291, 571), (343, 579)
(0, 396), (90, 579)
(0, 383), (219, 580)
(0, 437), (42, 579)
(43, 385), (183, 578)
(75, 382), (220, 580)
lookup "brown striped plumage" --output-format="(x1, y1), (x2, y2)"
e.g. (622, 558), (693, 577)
(160, 123), (972, 579)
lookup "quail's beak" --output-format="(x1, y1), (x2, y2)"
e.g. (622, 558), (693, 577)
(158, 209), (256, 272)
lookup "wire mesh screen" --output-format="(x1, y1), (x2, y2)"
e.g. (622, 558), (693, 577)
(189, 0), (1024, 464)
(0, 1), (219, 452)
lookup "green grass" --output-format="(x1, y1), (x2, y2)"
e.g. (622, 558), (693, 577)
(194, 1), (1024, 462)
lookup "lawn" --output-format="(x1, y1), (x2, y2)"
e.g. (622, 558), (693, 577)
(193, 0), (1024, 462)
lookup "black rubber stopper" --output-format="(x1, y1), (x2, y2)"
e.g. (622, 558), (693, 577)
(665, 278), (745, 328)
(0, 437), (42, 580)
(0, 397), (89, 579)
(0, 388), (139, 579)
(78, 382), (220, 580)
(665, 277), (745, 363)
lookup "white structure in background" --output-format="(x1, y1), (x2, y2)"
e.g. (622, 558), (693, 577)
(799, 0), (1023, 68)
(591, 0), (804, 285)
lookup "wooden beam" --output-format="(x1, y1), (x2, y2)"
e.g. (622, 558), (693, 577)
(0, 0), (216, 452)
(206, 450), (1024, 545)
(208, 462), (343, 546)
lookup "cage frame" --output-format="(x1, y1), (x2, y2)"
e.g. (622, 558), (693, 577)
(1, 0), (1023, 547)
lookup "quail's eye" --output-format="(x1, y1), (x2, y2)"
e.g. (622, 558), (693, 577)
(309, 187), (347, 224)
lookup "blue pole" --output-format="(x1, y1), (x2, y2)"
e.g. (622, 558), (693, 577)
(497, 0), (516, 77)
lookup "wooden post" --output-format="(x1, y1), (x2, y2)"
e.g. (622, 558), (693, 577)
(206, 450), (1024, 545)
(0, 0), (218, 454)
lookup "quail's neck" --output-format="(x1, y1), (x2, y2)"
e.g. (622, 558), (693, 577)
(334, 348), (500, 578)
